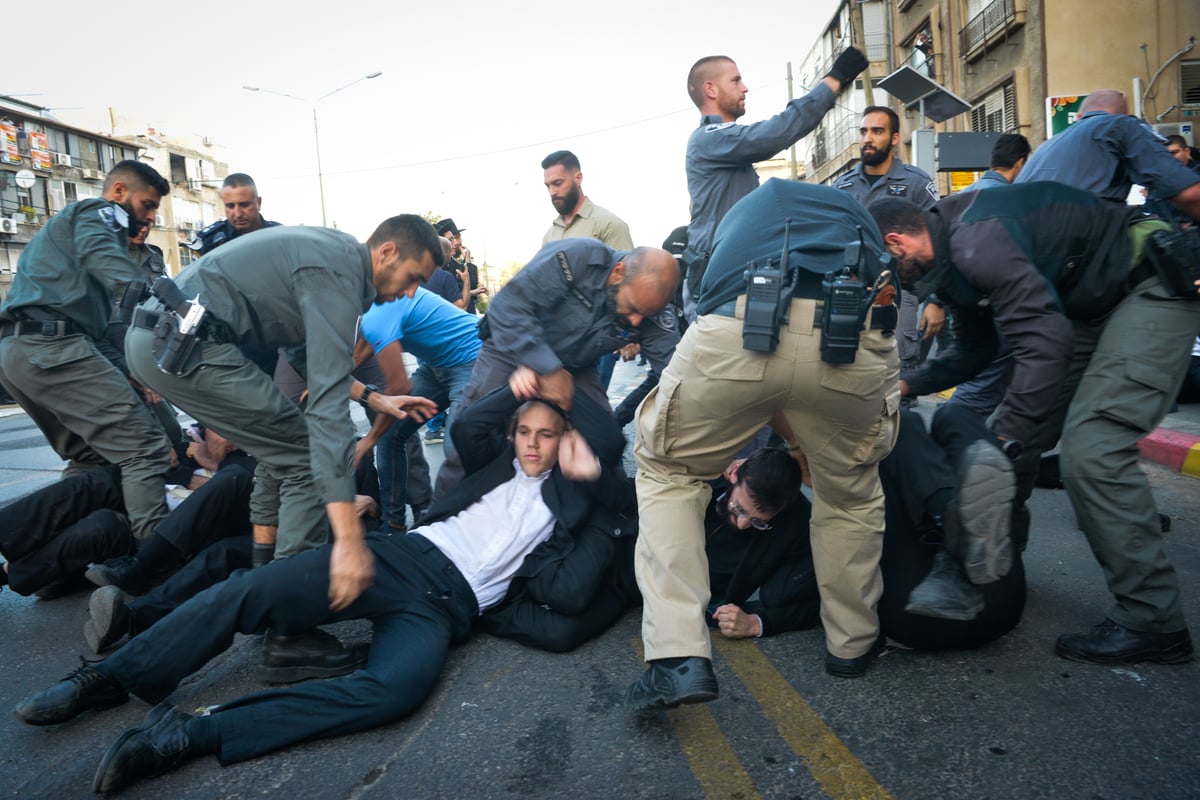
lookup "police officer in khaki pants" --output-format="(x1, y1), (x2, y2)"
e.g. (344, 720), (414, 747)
(626, 179), (901, 710)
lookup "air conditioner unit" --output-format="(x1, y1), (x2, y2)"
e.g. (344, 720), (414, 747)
(0, 218), (18, 235)
(54, 152), (72, 167)
(187, 178), (202, 191)
(154, 213), (165, 226)
(82, 169), (104, 181)
(1153, 122), (1194, 145)
(178, 220), (194, 231)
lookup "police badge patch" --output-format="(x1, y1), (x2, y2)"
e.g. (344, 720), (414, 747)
(886, 184), (909, 197)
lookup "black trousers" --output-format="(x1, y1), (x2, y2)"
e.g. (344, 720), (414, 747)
(877, 405), (1027, 651)
(96, 532), (477, 764)
(153, 467), (253, 563)
(0, 466), (132, 594)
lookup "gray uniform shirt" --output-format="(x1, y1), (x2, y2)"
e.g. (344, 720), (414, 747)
(1016, 111), (1199, 206)
(684, 82), (836, 268)
(485, 238), (678, 377)
(2, 198), (136, 340)
(834, 156), (939, 209)
(167, 226), (375, 505)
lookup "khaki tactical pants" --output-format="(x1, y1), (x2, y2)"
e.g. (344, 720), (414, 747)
(634, 298), (899, 661)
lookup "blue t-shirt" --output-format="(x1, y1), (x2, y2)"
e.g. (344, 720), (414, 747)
(360, 287), (481, 367)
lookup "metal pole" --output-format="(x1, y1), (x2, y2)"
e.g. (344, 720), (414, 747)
(313, 107), (327, 227)
(787, 61), (798, 180)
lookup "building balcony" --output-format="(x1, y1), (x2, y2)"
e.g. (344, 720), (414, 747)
(959, 0), (1026, 62)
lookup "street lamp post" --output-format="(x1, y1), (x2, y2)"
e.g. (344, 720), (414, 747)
(243, 71), (381, 227)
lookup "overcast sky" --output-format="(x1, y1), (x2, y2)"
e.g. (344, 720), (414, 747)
(10, 0), (843, 266)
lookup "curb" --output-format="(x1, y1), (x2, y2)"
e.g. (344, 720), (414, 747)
(1139, 428), (1200, 479)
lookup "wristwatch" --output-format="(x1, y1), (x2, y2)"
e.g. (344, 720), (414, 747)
(357, 384), (378, 410)
(999, 437), (1022, 461)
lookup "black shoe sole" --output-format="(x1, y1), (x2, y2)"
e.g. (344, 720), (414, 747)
(85, 586), (130, 654)
(1054, 640), (1195, 665)
(626, 686), (719, 711)
(958, 442), (1015, 584)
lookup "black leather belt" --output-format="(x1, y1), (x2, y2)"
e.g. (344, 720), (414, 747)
(0, 319), (80, 338)
(708, 297), (894, 330)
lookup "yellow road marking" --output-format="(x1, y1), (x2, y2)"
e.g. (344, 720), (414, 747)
(714, 637), (895, 800)
(632, 639), (759, 800)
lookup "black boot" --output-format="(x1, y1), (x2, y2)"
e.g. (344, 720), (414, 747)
(905, 548), (984, 621)
(1055, 619), (1194, 665)
(262, 629), (370, 684)
(624, 657), (718, 710)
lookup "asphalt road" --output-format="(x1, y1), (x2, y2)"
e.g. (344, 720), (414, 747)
(0, 362), (1197, 800)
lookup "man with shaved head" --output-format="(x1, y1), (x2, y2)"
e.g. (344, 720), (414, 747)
(1017, 89), (1200, 221)
(432, 239), (680, 495)
(680, 47), (869, 321)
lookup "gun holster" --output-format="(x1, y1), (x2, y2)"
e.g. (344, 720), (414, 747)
(1144, 228), (1200, 300)
(150, 313), (203, 377)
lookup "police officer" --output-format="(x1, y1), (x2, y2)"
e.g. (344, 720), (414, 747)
(681, 48), (869, 321)
(0, 161), (173, 548)
(432, 238), (679, 496)
(625, 179), (900, 710)
(868, 182), (1200, 666)
(125, 215), (441, 621)
(1015, 89), (1200, 220)
(185, 172), (280, 255)
(835, 105), (942, 385)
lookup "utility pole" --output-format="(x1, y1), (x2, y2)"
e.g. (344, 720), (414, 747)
(850, 0), (874, 106)
(787, 61), (798, 180)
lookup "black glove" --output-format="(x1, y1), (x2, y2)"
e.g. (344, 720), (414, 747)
(827, 47), (869, 86)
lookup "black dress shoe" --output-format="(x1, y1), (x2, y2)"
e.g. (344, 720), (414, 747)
(262, 629), (370, 684)
(1055, 619), (1194, 665)
(93, 703), (198, 793)
(83, 585), (133, 654)
(14, 659), (128, 725)
(86, 557), (151, 595)
(826, 635), (887, 679)
(625, 657), (718, 710)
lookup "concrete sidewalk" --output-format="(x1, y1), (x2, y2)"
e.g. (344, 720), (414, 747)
(929, 389), (1200, 480)
(1142, 402), (1200, 479)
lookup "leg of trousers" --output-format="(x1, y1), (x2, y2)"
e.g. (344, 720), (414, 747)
(634, 304), (898, 661)
(878, 410), (956, 530)
(1058, 276), (1200, 632)
(154, 466), (254, 559)
(0, 335), (170, 542)
(127, 328), (328, 558)
(0, 465), (123, 561)
(97, 534), (475, 763)
(7, 509), (133, 595)
(130, 538), (252, 635)
(878, 404), (1026, 650)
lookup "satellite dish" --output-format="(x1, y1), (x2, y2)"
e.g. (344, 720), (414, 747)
(14, 169), (35, 189)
